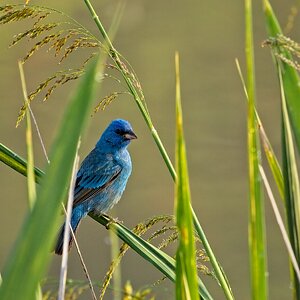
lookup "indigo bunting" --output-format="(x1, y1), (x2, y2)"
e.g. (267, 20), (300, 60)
(55, 119), (137, 255)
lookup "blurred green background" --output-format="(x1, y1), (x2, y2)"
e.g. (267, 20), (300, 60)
(0, 0), (299, 299)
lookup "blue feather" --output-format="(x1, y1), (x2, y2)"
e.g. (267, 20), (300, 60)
(55, 119), (137, 255)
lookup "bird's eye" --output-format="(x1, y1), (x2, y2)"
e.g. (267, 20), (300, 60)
(115, 128), (124, 135)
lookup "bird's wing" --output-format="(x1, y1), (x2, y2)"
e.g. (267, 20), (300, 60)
(73, 159), (122, 207)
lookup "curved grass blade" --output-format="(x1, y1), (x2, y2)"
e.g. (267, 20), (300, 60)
(236, 58), (284, 200)
(58, 154), (81, 300)
(245, 0), (268, 299)
(83, 0), (175, 181)
(91, 214), (212, 300)
(83, 1), (233, 298)
(259, 165), (300, 284)
(263, 1), (300, 296)
(263, 0), (300, 153)
(19, 60), (43, 300)
(0, 143), (43, 183)
(0, 145), (213, 300)
(19, 61), (37, 208)
(0, 56), (100, 300)
(175, 52), (199, 300)
(278, 62), (300, 298)
(259, 123), (284, 200)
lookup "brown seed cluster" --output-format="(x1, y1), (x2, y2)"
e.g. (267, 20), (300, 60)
(99, 215), (212, 300)
(263, 34), (300, 71)
(0, 4), (103, 126)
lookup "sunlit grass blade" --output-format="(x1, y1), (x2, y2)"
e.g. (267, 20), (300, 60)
(263, 0), (300, 295)
(25, 102), (36, 207)
(0, 142), (43, 183)
(245, 1), (268, 299)
(58, 153), (80, 300)
(278, 63), (300, 298)
(259, 123), (284, 200)
(259, 165), (300, 283)
(91, 214), (213, 300)
(236, 58), (284, 200)
(0, 56), (101, 300)
(0, 145), (213, 300)
(174, 52), (199, 300)
(109, 230), (122, 300)
(19, 61), (37, 208)
(19, 60), (43, 300)
(190, 209), (234, 299)
(263, 0), (300, 153)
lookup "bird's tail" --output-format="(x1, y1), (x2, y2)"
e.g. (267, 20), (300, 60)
(54, 210), (82, 255)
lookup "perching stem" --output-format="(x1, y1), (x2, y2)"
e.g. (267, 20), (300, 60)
(83, 0), (176, 179)
(83, 1), (234, 299)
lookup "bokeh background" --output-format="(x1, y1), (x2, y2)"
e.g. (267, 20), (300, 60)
(0, 0), (299, 299)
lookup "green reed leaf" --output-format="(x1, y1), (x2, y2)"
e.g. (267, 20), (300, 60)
(18, 61), (37, 208)
(263, 0), (300, 153)
(0, 143), (43, 182)
(0, 143), (213, 300)
(278, 63), (300, 299)
(236, 58), (284, 202)
(174, 52), (200, 300)
(245, 1), (268, 299)
(0, 56), (100, 300)
(263, 1), (300, 297)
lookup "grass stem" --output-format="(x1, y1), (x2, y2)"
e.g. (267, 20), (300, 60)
(58, 153), (80, 300)
(259, 165), (300, 283)
(82, 1), (233, 298)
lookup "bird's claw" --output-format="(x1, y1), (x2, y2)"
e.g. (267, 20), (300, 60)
(102, 214), (123, 229)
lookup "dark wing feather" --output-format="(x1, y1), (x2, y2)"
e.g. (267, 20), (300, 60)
(73, 159), (122, 207)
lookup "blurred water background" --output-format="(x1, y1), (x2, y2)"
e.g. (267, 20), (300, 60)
(1, 0), (299, 299)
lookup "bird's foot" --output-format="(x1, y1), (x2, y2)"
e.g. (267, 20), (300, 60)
(102, 214), (123, 229)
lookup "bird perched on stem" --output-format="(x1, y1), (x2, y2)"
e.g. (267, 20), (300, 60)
(55, 119), (137, 255)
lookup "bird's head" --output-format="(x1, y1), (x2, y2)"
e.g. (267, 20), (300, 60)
(97, 119), (137, 150)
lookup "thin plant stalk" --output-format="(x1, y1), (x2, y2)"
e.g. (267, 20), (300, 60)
(19, 61), (37, 208)
(23, 93), (50, 164)
(58, 153), (80, 300)
(83, 0), (175, 180)
(109, 219), (122, 300)
(235, 58), (284, 200)
(245, 0), (268, 299)
(0, 142), (44, 182)
(19, 60), (42, 300)
(18, 60), (49, 164)
(68, 212), (97, 300)
(259, 165), (300, 283)
(191, 208), (233, 299)
(83, 1), (233, 298)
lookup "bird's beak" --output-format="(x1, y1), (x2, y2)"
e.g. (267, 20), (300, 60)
(124, 130), (137, 140)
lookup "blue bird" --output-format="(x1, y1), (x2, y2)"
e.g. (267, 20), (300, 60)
(55, 119), (137, 255)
